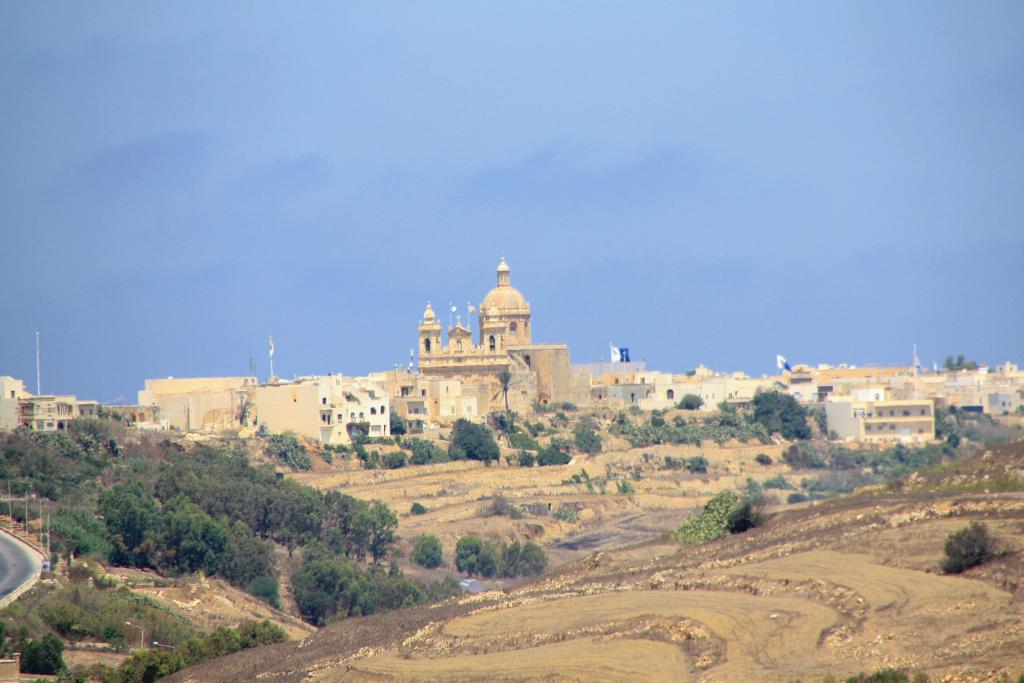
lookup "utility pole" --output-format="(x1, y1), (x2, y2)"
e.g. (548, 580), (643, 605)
(36, 331), (41, 395)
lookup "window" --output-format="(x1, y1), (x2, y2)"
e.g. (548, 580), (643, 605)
(524, 354), (531, 367)
(322, 397), (327, 405)
(489, 335), (496, 351)
(456, 340), (463, 352)
(424, 338), (431, 353)
(510, 322), (518, 335)
(370, 407), (377, 415)
(667, 389), (675, 400)
(902, 410), (910, 416)
(359, 412), (364, 419)
(381, 405), (386, 414)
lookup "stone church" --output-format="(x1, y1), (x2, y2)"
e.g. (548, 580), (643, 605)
(417, 257), (577, 413)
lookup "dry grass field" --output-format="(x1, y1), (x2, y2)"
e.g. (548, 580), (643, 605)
(166, 439), (1024, 683)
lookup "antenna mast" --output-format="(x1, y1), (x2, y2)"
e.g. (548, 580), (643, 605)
(35, 331), (41, 395)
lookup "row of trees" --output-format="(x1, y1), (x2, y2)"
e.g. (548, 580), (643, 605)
(454, 536), (548, 578)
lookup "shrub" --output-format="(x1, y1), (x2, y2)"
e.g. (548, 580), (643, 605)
(782, 443), (826, 469)
(245, 576), (281, 608)
(508, 431), (541, 451)
(751, 390), (811, 440)
(516, 450), (536, 467)
(941, 522), (994, 574)
(21, 634), (65, 675)
(409, 502), (427, 515)
(672, 491), (740, 544)
(405, 438), (448, 465)
(264, 433), (311, 470)
(411, 534), (443, 569)
(448, 419), (500, 462)
(382, 451), (407, 469)
(389, 412), (407, 436)
(237, 619), (287, 649)
(553, 505), (578, 522)
(762, 475), (792, 490)
(685, 456), (709, 474)
(844, 669), (922, 683)
(678, 394), (704, 410)
(455, 536), (501, 577)
(481, 494), (522, 519)
(537, 447), (571, 466)
(616, 479), (635, 495)
(754, 453), (772, 467)
(786, 492), (809, 504)
(726, 500), (758, 533)
(501, 540), (547, 577)
(573, 420), (602, 454)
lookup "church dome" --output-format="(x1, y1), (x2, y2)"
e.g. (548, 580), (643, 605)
(482, 256), (529, 312)
(482, 285), (528, 311)
(421, 301), (436, 322)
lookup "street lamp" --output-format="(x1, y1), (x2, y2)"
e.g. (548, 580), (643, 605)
(124, 621), (144, 650)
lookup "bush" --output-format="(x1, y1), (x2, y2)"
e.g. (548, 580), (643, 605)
(678, 394), (704, 410)
(942, 522), (994, 574)
(389, 412), (407, 436)
(237, 619), (287, 649)
(405, 438), (448, 465)
(382, 451), (407, 469)
(411, 534), (443, 569)
(516, 450), (535, 467)
(245, 576), (281, 609)
(844, 669), (922, 683)
(409, 502), (427, 515)
(21, 634), (65, 675)
(672, 491), (740, 544)
(537, 446), (571, 466)
(751, 390), (811, 440)
(782, 443), (826, 469)
(763, 475), (792, 490)
(501, 541), (547, 577)
(264, 433), (311, 471)
(552, 505), (578, 523)
(786, 492), (809, 504)
(573, 420), (602, 454)
(481, 494), (522, 519)
(685, 456), (709, 474)
(508, 431), (541, 451)
(616, 479), (635, 495)
(448, 419), (500, 462)
(455, 536), (501, 577)
(754, 453), (772, 467)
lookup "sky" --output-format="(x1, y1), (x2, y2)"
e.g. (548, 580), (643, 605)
(1, 2), (1022, 402)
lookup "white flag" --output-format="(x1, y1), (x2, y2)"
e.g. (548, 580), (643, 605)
(467, 303), (476, 314)
(450, 303), (457, 313)
(776, 354), (792, 372)
(610, 344), (621, 363)
(269, 336), (275, 358)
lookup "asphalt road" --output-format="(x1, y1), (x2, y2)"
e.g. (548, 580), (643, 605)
(0, 529), (40, 603)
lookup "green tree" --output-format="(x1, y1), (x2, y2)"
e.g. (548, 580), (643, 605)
(99, 482), (160, 568)
(573, 419), (602, 454)
(754, 453), (772, 467)
(21, 634), (65, 675)
(448, 419), (500, 463)
(367, 501), (398, 563)
(500, 540), (548, 577)
(389, 411), (407, 436)
(942, 522), (994, 574)
(678, 394), (703, 410)
(751, 390), (811, 440)
(455, 536), (501, 577)
(411, 534), (443, 569)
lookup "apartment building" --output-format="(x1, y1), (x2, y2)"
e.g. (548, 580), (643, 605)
(825, 397), (935, 444)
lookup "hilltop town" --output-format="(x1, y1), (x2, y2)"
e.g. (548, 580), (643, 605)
(4, 258), (1022, 442)
(1, 257), (1023, 682)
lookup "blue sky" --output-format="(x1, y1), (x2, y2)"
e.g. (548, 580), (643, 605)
(1, 2), (1022, 402)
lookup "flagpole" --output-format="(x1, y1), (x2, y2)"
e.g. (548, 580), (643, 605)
(269, 336), (275, 382)
(35, 331), (41, 395)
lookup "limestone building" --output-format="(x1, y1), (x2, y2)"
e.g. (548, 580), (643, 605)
(416, 257), (578, 414)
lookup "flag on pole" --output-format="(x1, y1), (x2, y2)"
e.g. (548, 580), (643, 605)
(776, 354), (792, 372)
(912, 344), (922, 372)
(450, 304), (457, 313)
(610, 345), (630, 363)
(269, 336), (275, 358)
(467, 304), (476, 314)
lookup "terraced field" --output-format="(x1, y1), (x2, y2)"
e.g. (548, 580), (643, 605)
(168, 441), (1024, 683)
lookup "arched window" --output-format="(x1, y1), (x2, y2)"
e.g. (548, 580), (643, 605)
(489, 335), (496, 351)
(424, 338), (431, 353)
(510, 321), (518, 335)
(456, 340), (463, 352)
(370, 407), (377, 415)
(667, 389), (675, 400)
(381, 405), (386, 414)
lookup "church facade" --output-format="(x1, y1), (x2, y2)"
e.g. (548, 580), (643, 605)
(417, 257), (577, 414)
